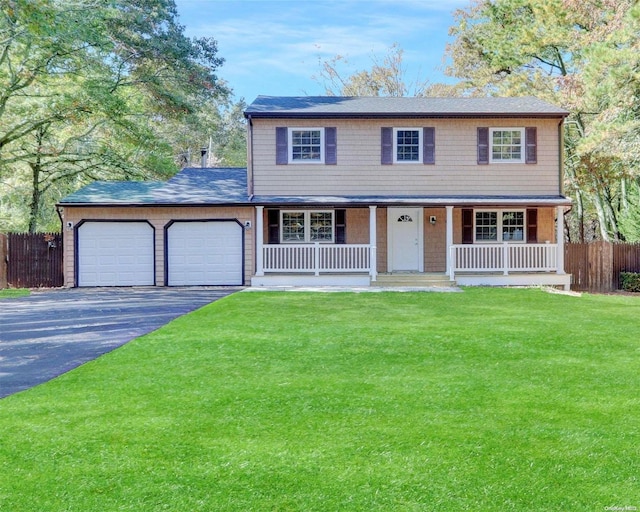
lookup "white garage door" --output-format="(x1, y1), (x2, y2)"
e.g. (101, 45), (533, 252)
(167, 221), (243, 286)
(77, 222), (155, 286)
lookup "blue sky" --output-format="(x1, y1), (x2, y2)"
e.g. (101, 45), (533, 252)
(174, 0), (470, 102)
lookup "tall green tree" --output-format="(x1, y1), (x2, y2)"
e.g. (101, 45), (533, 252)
(446, 0), (638, 241)
(0, 0), (228, 232)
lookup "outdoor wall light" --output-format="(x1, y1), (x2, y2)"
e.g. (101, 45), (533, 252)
(430, 216), (437, 225)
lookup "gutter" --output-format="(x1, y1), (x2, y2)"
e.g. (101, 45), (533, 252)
(244, 112), (570, 120)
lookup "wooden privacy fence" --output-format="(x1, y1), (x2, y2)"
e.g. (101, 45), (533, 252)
(2, 232), (63, 288)
(565, 242), (640, 292)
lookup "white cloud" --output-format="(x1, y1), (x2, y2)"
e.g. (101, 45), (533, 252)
(175, 0), (468, 98)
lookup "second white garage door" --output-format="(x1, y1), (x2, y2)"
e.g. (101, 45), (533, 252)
(166, 221), (243, 286)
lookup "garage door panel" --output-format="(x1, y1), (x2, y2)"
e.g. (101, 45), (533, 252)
(167, 221), (242, 286)
(78, 222), (155, 287)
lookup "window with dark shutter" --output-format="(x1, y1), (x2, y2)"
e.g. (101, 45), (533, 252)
(525, 127), (537, 164)
(423, 127), (435, 164)
(381, 127), (393, 165)
(335, 209), (346, 244)
(276, 128), (288, 165)
(462, 209), (474, 244)
(526, 208), (538, 242)
(325, 127), (337, 165)
(477, 127), (489, 165)
(267, 209), (280, 244)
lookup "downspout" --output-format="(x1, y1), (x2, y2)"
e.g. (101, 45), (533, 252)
(558, 118), (565, 196)
(247, 114), (254, 197)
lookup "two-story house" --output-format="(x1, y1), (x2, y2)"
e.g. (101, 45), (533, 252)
(58, 96), (571, 289)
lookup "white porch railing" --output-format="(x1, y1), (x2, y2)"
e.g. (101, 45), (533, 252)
(263, 243), (372, 275)
(450, 243), (558, 279)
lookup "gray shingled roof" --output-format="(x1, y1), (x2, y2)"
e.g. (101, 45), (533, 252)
(245, 95), (569, 118)
(58, 168), (249, 205)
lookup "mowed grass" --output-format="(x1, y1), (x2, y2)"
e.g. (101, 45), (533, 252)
(0, 288), (639, 511)
(0, 288), (29, 299)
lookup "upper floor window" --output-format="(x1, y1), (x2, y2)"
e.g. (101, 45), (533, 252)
(394, 128), (421, 163)
(478, 127), (537, 165)
(276, 127), (337, 165)
(382, 127), (435, 165)
(290, 128), (323, 162)
(281, 210), (334, 243)
(490, 128), (524, 163)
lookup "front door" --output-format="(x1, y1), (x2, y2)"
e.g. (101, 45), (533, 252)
(388, 208), (423, 272)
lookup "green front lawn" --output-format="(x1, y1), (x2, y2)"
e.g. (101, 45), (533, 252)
(0, 288), (638, 511)
(0, 288), (29, 299)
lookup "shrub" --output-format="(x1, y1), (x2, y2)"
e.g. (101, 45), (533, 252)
(620, 272), (640, 292)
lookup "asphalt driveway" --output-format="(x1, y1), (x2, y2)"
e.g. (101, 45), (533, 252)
(0, 287), (240, 399)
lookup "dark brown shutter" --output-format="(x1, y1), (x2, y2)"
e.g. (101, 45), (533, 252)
(268, 209), (280, 244)
(526, 208), (538, 242)
(477, 127), (489, 165)
(525, 127), (537, 164)
(423, 127), (435, 164)
(381, 127), (393, 165)
(276, 127), (288, 165)
(335, 209), (346, 244)
(325, 127), (337, 165)
(462, 208), (474, 244)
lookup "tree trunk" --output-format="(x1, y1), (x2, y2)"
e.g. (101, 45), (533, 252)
(28, 161), (41, 234)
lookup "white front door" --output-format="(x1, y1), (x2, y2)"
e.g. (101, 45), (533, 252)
(388, 208), (423, 272)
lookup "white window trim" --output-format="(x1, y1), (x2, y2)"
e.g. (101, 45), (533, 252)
(474, 209), (526, 243)
(288, 127), (324, 164)
(489, 127), (525, 164)
(393, 127), (422, 164)
(280, 210), (334, 243)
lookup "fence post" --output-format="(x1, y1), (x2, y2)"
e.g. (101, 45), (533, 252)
(0, 233), (7, 289)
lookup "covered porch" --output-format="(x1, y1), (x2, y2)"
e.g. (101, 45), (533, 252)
(251, 203), (570, 289)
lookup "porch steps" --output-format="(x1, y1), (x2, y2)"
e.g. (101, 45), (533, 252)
(372, 273), (456, 288)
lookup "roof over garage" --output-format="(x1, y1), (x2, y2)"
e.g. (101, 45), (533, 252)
(58, 167), (249, 206)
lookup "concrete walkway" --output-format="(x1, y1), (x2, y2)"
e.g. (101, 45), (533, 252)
(0, 287), (240, 399)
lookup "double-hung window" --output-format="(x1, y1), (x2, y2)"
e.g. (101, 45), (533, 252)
(289, 128), (324, 163)
(276, 127), (336, 165)
(382, 127), (435, 165)
(490, 128), (524, 163)
(475, 210), (525, 242)
(281, 211), (334, 243)
(394, 128), (422, 162)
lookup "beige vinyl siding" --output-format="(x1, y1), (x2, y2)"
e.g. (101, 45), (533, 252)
(62, 206), (254, 287)
(251, 118), (561, 196)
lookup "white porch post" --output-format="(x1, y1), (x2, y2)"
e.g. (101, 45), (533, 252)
(446, 206), (454, 279)
(369, 206), (377, 282)
(556, 205), (565, 274)
(255, 206), (264, 277)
